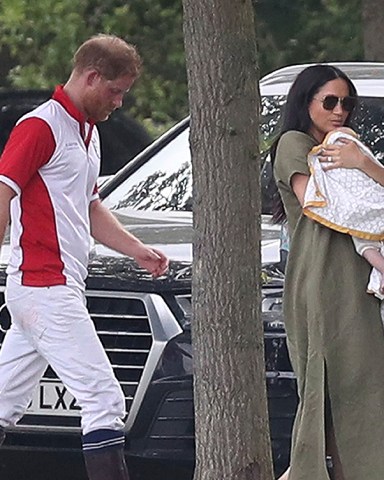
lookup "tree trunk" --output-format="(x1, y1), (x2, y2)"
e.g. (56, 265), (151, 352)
(182, 2), (274, 479)
(362, 0), (384, 60)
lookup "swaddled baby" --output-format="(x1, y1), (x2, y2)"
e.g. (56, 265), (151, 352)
(304, 127), (384, 302)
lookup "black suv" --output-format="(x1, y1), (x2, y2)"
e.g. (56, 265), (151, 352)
(2, 63), (384, 479)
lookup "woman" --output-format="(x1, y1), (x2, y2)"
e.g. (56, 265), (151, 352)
(273, 64), (384, 480)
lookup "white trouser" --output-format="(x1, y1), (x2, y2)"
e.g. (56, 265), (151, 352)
(0, 279), (126, 435)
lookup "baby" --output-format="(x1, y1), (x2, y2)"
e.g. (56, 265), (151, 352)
(303, 127), (384, 300)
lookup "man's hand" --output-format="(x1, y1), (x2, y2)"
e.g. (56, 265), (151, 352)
(132, 245), (169, 277)
(90, 200), (170, 277)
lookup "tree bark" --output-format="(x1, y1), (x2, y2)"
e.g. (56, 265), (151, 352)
(182, 1), (274, 479)
(362, 0), (384, 60)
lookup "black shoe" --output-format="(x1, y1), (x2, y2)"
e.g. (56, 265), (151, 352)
(84, 446), (130, 480)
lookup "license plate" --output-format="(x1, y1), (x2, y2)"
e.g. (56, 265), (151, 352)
(27, 380), (81, 416)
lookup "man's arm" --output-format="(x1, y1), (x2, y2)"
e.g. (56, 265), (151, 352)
(89, 199), (169, 277)
(0, 182), (16, 247)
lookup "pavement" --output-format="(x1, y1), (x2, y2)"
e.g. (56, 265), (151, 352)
(0, 451), (194, 480)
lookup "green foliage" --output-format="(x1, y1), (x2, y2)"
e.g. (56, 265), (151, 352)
(256, 0), (363, 75)
(0, 0), (365, 134)
(105, 0), (188, 134)
(0, 0), (87, 86)
(0, 0), (187, 135)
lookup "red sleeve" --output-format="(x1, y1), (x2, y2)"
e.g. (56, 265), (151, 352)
(0, 117), (56, 190)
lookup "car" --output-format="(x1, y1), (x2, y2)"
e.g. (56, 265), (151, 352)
(1, 62), (384, 479)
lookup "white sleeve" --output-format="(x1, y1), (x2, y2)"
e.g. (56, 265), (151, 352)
(352, 236), (381, 256)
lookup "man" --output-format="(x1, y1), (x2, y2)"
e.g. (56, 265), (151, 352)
(0, 34), (169, 480)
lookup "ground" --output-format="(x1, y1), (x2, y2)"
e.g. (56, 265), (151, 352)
(0, 451), (194, 480)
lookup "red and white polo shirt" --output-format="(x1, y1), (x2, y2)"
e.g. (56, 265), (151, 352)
(0, 86), (100, 289)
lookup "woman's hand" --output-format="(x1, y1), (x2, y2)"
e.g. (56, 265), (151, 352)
(319, 138), (367, 171)
(318, 138), (384, 186)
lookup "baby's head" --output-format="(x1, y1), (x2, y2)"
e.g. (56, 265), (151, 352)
(333, 126), (358, 137)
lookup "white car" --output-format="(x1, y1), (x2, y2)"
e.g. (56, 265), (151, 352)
(102, 62), (384, 265)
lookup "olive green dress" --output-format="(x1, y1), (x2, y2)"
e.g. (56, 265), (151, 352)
(274, 131), (384, 480)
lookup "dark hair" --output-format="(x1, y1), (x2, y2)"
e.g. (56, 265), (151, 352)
(271, 64), (358, 222)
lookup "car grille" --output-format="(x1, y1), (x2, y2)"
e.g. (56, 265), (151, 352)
(148, 389), (194, 452)
(0, 289), (182, 433)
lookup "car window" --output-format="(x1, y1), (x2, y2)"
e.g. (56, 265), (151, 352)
(352, 97), (384, 162)
(103, 95), (286, 214)
(260, 95), (285, 153)
(103, 127), (192, 212)
(103, 95), (384, 215)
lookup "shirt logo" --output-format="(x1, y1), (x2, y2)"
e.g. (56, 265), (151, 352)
(65, 142), (80, 151)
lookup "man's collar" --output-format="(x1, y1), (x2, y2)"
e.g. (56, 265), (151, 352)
(52, 85), (95, 126)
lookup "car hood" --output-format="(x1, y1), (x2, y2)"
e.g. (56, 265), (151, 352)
(93, 209), (280, 262)
(0, 210), (281, 291)
(86, 209), (281, 291)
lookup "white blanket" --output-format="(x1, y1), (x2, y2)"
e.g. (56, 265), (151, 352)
(303, 130), (384, 300)
(303, 130), (384, 241)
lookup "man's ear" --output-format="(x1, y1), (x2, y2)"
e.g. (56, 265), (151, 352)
(86, 70), (101, 86)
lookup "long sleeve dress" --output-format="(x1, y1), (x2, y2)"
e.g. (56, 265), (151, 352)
(273, 130), (384, 480)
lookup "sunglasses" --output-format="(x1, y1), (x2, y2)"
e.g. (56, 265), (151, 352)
(314, 95), (357, 112)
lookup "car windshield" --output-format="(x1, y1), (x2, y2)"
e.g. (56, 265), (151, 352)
(103, 95), (384, 215)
